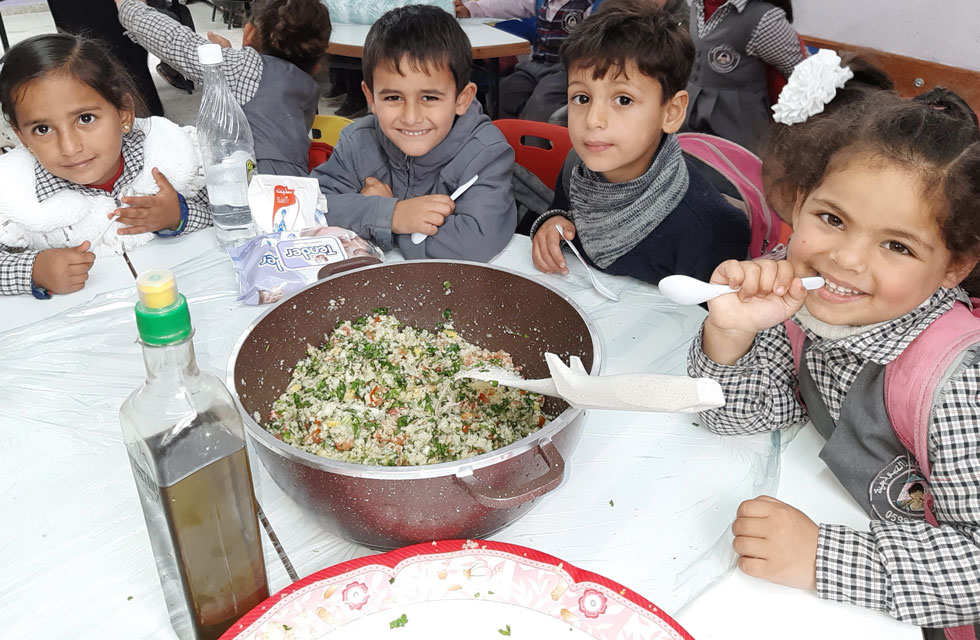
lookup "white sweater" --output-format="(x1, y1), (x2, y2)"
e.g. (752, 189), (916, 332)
(0, 116), (204, 257)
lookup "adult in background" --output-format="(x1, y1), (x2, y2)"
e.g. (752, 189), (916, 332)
(46, 0), (165, 116)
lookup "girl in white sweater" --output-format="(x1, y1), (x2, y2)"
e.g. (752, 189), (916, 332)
(0, 33), (210, 298)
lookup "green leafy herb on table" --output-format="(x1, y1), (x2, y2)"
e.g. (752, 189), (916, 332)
(390, 613), (408, 629)
(499, 625), (511, 636)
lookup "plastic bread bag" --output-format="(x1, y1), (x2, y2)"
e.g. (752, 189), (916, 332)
(247, 174), (327, 233)
(228, 227), (384, 305)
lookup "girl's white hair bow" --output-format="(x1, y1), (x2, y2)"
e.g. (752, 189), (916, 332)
(771, 49), (854, 125)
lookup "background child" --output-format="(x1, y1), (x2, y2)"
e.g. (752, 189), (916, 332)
(684, 0), (805, 153)
(115, 0), (332, 177)
(312, 5), (518, 263)
(0, 34), (211, 298)
(530, 3), (749, 286)
(454, 0), (604, 122)
(688, 94), (980, 637)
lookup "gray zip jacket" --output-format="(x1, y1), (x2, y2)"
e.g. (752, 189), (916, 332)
(312, 102), (517, 261)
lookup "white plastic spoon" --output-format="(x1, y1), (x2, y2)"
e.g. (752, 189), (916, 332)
(92, 213), (121, 246)
(555, 223), (619, 301)
(658, 273), (825, 306)
(456, 353), (725, 413)
(411, 174), (479, 244)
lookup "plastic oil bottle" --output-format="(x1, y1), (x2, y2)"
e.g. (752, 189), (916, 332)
(196, 42), (257, 248)
(120, 269), (268, 640)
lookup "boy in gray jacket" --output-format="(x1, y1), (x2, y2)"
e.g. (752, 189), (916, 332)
(312, 5), (518, 262)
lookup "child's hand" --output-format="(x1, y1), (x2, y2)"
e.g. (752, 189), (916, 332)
(708, 259), (809, 330)
(531, 216), (575, 275)
(391, 195), (455, 236)
(701, 259), (808, 364)
(453, 0), (471, 18)
(32, 242), (96, 294)
(361, 177), (393, 198)
(207, 32), (232, 48)
(732, 496), (818, 590)
(114, 168), (182, 234)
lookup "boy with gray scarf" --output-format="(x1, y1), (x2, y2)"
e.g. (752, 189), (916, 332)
(531, 1), (749, 286)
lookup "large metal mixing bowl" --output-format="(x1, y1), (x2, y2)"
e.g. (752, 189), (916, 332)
(229, 260), (601, 549)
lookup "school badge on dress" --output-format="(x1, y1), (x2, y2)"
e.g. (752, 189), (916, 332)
(869, 454), (929, 523)
(708, 44), (740, 73)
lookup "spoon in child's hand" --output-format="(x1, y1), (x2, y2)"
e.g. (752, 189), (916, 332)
(658, 274), (825, 306)
(411, 174), (479, 244)
(92, 213), (121, 246)
(555, 223), (619, 301)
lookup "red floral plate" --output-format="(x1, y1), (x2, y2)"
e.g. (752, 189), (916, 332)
(221, 540), (693, 640)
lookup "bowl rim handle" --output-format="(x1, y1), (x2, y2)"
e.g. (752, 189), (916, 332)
(454, 439), (565, 509)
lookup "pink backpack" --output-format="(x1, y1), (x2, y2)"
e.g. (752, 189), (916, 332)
(678, 132), (788, 260)
(785, 301), (980, 640)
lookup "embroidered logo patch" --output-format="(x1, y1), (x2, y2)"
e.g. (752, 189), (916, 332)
(708, 44), (740, 73)
(869, 455), (928, 523)
(562, 10), (585, 32)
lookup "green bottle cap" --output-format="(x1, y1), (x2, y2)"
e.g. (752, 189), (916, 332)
(134, 269), (192, 345)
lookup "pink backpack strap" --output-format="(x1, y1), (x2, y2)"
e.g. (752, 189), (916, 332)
(783, 319), (805, 374)
(884, 301), (980, 482)
(678, 132), (782, 259)
(946, 625), (980, 640)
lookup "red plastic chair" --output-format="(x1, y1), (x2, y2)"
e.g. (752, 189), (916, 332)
(493, 119), (573, 189)
(309, 141), (333, 171)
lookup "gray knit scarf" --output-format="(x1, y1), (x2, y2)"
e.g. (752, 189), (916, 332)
(569, 134), (689, 268)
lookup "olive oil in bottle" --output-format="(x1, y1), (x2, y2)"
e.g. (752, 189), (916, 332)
(120, 270), (268, 640)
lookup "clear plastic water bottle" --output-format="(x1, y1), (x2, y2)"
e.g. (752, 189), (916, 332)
(120, 269), (269, 640)
(196, 43), (257, 248)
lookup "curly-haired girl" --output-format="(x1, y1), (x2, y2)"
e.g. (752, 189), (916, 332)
(116, 0), (332, 176)
(689, 92), (980, 638)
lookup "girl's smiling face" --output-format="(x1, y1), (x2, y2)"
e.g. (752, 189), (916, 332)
(789, 155), (972, 326)
(12, 71), (133, 186)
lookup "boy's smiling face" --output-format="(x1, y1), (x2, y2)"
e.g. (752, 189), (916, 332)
(566, 62), (687, 183)
(362, 57), (476, 157)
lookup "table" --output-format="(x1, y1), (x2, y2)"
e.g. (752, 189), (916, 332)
(0, 231), (921, 640)
(327, 21), (531, 119)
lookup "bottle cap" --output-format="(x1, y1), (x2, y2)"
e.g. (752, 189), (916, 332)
(134, 269), (192, 345)
(137, 269), (178, 309)
(198, 43), (223, 65)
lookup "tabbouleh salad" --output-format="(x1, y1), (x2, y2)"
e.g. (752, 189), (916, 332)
(264, 309), (551, 466)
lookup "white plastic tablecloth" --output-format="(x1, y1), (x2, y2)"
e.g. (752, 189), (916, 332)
(0, 230), (918, 639)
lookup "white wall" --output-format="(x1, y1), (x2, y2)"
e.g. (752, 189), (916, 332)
(793, 0), (980, 71)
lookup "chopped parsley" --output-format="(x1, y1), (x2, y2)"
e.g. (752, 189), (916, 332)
(389, 613), (408, 629)
(498, 625), (511, 636)
(265, 314), (551, 466)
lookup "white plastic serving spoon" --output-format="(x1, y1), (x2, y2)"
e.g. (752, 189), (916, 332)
(456, 353), (725, 413)
(555, 224), (619, 301)
(411, 174), (479, 244)
(658, 274), (825, 306)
